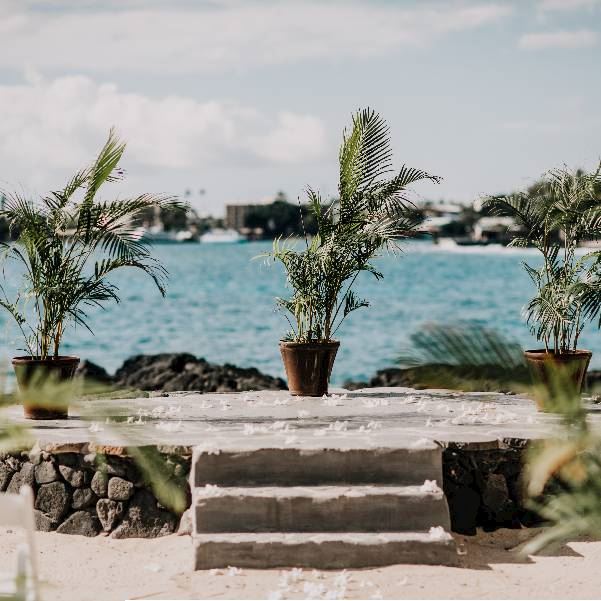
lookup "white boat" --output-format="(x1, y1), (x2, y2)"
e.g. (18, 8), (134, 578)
(200, 228), (246, 243)
(132, 226), (195, 244)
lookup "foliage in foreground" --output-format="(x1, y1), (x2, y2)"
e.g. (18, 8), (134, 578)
(269, 108), (440, 343)
(393, 322), (530, 392)
(0, 369), (187, 514)
(484, 163), (601, 354)
(523, 373), (601, 555)
(0, 130), (181, 359)
(396, 322), (601, 555)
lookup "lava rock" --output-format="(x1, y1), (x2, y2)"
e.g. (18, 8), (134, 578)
(91, 471), (109, 497)
(35, 461), (59, 484)
(7, 462), (35, 493)
(35, 482), (71, 522)
(76, 359), (114, 385)
(108, 477), (134, 501)
(28, 447), (43, 466)
(177, 507), (192, 536)
(103, 456), (129, 478)
(59, 465), (86, 488)
(72, 488), (97, 510)
(114, 353), (286, 392)
(96, 499), (125, 531)
(111, 490), (176, 539)
(344, 363), (530, 393)
(3, 455), (22, 471)
(33, 509), (55, 532)
(446, 485), (480, 535)
(0, 462), (15, 491)
(56, 510), (100, 537)
(56, 453), (79, 468)
(481, 473), (516, 525)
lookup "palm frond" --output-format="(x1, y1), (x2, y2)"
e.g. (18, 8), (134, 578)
(0, 130), (182, 358)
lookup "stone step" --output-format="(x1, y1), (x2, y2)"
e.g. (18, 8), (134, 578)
(192, 446), (442, 487)
(193, 531), (458, 569)
(194, 485), (450, 533)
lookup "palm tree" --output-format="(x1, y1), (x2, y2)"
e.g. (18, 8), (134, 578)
(271, 108), (440, 342)
(0, 129), (182, 359)
(484, 163), (601, 354)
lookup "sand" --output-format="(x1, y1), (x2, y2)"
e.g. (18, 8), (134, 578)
(0, 528), (599, 600)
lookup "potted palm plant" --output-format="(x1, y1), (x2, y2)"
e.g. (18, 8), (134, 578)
(269, 108), (440, 396)
(484, 163), (601, 409)
(0, 130), (180, 419)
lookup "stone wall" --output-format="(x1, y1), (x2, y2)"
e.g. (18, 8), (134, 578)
(2, 440), (539, 538)
(442, 441), (539, 535)
(0, 450), (190, 537)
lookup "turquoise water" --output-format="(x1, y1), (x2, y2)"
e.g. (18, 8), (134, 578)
(2, 240), (600, 385)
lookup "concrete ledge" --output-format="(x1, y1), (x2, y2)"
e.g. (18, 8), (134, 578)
(194, 485), (450, 533)
(193, 531), (459, 569)
(193, 447), (442, 487)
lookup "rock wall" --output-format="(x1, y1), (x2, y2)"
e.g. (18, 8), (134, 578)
(77, 353), (287, 393)
(442, 442), (539, 535)
(0, 450), (190, 538)
(2, 441), (538, 538)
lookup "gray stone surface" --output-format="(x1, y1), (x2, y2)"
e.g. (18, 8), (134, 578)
(96, 499), (125, 532)
(0, 462), (15, 491)
(56, 510), (100, 537)
(194, 485), (449, 533)
(35, 481), (71, 522)
(72, 488), (97, 510)
(111, 490), (176, 539)
(193, 446), (441, 488)
(35, 461), (59, 484)
(33, 509), (55, 532)
(194, 532), (458, 569)
(91, 471), (108, 497)
(177, 507), (192, 536)
(108, 477), (134, 501)
(1, 388), (588, 455)
(58, 465), (86, 488)
(7, 462), (35, 493)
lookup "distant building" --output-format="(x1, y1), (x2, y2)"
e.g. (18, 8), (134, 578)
(225, 204), (257, 230)
(225, 196), (277, 230)
(473, 216), (520, 244)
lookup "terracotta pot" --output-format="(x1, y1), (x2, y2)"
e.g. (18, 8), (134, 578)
(523, 349), (592, 411)
(12, 356), (79, 419)
(279, 341), (340, 397)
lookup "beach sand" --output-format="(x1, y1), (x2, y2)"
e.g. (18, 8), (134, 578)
(0, 528), (598, 600)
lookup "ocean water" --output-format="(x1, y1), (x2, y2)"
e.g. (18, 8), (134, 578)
(2, 240), (600, 385)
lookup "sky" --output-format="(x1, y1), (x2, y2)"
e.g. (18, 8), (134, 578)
(0, 0), (599, 215)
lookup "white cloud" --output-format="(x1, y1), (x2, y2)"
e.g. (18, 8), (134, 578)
(0, 74), (327, 190)
(538, 0), (600, 10)
(0, 1), (513, 74)
(518, 29), (598, 49)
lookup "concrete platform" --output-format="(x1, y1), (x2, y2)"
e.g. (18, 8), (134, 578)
(3, 387), (597, 455)
(5, 386), (597, 567)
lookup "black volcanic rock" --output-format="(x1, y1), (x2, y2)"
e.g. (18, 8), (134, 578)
(76, 359), (114, 384)
(344, 364), (531, 393)
(114, 353), (286, 392)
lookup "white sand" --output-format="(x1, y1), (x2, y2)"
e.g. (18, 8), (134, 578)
(0, 528), (599, 600)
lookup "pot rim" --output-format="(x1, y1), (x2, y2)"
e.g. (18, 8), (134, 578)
(279, 340), (340, 349)
(524, 349), (592, 359)
(12, 355), (80, 365)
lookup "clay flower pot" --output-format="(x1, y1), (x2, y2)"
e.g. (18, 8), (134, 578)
(523, 349), (592, 411)
(12, 356), (80, 419)
(279, 341), (340, 397)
